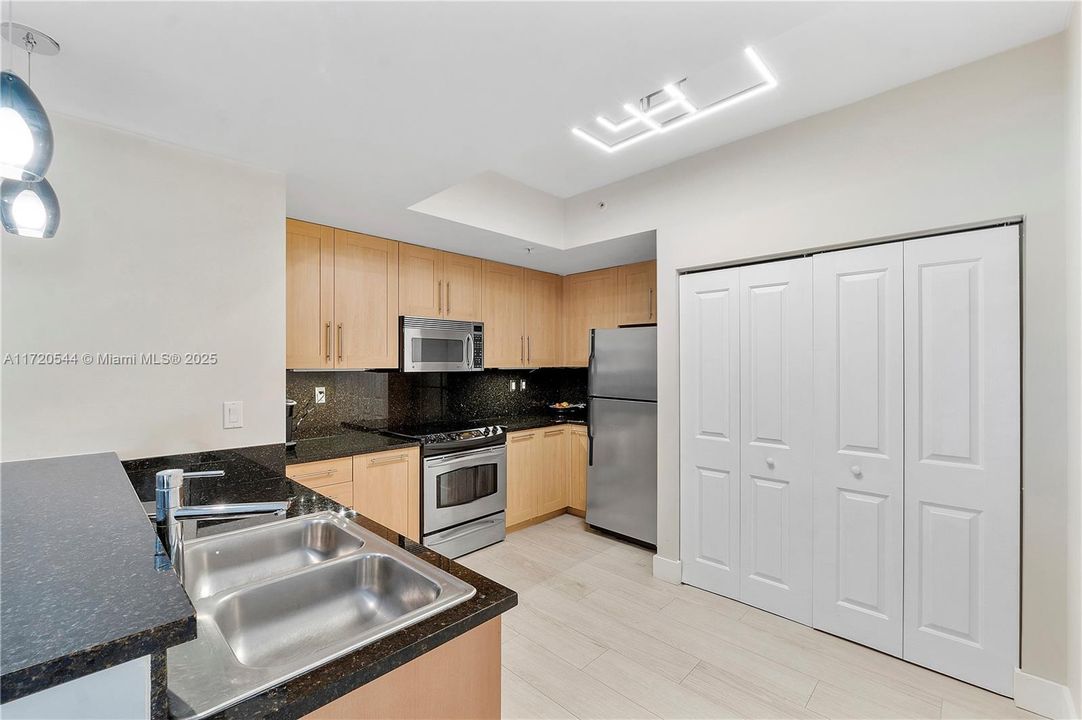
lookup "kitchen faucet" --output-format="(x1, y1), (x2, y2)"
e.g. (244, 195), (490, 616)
(155, 469), (291, 582)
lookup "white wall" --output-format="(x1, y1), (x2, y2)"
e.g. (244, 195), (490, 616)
(1064, 3), (1082, 715)
(565, 35), (1071, 687)
(1, 656), (150, 720)
(1, 115), (286, 461)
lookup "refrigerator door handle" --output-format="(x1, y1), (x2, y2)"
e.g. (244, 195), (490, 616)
(587, 401), (594, 466)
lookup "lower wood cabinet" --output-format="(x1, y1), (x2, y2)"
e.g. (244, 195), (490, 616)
(304, 618), (501, 720)
(568, 426), (588, 514)
(286, 447), (420, 541)
(506, 425), (588, 529)
(353, 448), (420, 541)
(506, 429), (541, 527)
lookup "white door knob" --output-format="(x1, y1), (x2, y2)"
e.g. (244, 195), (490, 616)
(766, 457), (775, 469)
(850, 465), (863, 478)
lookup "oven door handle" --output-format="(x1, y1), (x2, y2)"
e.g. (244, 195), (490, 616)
(429, 517), (500, 544)
(425, 446), (505, 466)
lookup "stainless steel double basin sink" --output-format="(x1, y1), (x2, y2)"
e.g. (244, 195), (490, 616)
(166, 511), (476, 719)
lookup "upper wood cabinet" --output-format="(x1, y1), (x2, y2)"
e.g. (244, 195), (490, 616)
(562, 267), (618, 366)
(399, 244), (483, 322)
(481, 261), (525, 368)
(523, 270), (562, 367)
(286, 219), (335, 369)
(617, 260), (657, 326)
(333, 230), (399, 369)
(442, 252), (483, 321)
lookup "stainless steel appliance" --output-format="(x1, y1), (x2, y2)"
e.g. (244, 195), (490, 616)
(587, 326), (657, 546)
(400, 316), (484, 372)
(384, 423), (506, 558)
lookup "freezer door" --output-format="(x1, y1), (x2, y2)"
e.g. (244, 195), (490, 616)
(586, 397), (657, 545)
(589, 327), (657, 401)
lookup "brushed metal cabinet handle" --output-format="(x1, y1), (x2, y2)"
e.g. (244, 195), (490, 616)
(520, 336), (525, 364)
(325, 322), (332, 363)
(438, 281), (443, 315)
(527, 336), (531, 363)
(649, 288), (654, 320)
(369, 453), (407, 466)
(291, 468), (338, 480)
(337, 323), (343, 363)
(446, 282), (450, 315)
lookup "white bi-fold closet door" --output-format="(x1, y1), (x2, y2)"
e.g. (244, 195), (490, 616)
(680, 258), (814, 624)
(679, 225), (1020, 696)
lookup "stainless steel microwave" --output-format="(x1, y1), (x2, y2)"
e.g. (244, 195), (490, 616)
(400, 317), (484, 372)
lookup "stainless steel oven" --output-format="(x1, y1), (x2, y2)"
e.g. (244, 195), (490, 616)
(400, 316), (484, 373)
(423, 444), (506, 558)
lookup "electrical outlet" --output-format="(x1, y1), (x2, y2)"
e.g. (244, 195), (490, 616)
(222, 400), (244, 429)
(520, 379), (527, 391)
(509, 379), (517, 392)
(315, 387), (326, 404)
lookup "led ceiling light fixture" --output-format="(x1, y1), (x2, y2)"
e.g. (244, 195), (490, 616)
(572, 46), (778, 154)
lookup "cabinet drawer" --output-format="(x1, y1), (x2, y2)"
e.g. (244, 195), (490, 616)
(312, 480), (354, 508)
(286, 457), (353, 489)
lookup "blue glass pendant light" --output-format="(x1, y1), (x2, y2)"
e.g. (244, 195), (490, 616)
(1, 21), (60, 238)
(1, 177), (59, 237)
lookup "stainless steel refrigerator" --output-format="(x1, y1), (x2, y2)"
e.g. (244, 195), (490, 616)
(587, 326), (657, 546)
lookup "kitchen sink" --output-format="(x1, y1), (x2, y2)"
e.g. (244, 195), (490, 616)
(181, 514), (366, 601)
(166, 512), (476, 720)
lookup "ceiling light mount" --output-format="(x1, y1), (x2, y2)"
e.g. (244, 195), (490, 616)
(1, 22), (61, 57)
(572, 46), (778, 154)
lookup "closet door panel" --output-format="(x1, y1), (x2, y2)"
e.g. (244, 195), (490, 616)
(679, 269), (741, 598)
(902, 226), (1020, 696)
(738, 258), (813, 624)
(812, 244), (904, 655)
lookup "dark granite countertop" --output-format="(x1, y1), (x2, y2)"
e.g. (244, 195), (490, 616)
(0, 453), (196, 703)
(485, 413), (587, 432)
(120, 445), (517, 720)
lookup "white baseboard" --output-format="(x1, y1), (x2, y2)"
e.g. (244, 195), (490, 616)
(1014, 669), (1079, 719)
(652, 554), (682, 584)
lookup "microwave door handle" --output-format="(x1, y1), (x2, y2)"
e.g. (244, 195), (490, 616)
(466, 334), (472, 369)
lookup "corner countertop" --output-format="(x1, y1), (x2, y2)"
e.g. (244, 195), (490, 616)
(120, 443), (517, 720)
(0, 453), (196, 703)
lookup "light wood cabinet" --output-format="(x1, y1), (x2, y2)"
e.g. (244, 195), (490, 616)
(562, 267), (619, 366)
(399, 244), (483, 322)
(333, 230), (399, 369)
(286, 219), (335, 369)
(286, 457), (356, 508)
(303, 618), (501, 720)
(568, 426), (589, 514)
(506, 429), (540, 527)
(539, 427), (569, 514)
(352, 447), (420, 541)
(442, 252), (483, 321)
(524, 270), (562, 367)
(481, 261), (525, 368)
(617, 260), (657, 326)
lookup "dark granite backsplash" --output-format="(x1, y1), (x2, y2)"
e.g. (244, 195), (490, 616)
(287, 368), (587, 438)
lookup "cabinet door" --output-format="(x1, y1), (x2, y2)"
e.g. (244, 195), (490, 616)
(399, 243), (443, 319)
(333, 230), (399, 369)
(679, 268), (742, 599)
(812, 244), (903, 655)
(617, 260), (657, 326)
(442, 252), (483, 322)
(562, 268), (618, 366)
(353, 448), (420, 541)
(524, 270), (562, 367)
(738, 257), (813, 625)
(506, 430), (540, 527)
(286, 219), (334, 369)
(481, 261), (525, 368)
(539, 427), (569, 514)
(902, 226), (1019, 695)
(568, 426), (589, 513)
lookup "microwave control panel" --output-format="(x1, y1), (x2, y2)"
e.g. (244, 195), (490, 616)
(472, 325), (484, 369)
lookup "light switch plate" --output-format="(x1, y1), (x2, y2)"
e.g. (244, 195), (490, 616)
(223, 400), (244, 429)
(315, 387), (326, 404)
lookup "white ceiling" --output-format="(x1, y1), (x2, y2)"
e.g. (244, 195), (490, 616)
(12, 1), (1073, 274)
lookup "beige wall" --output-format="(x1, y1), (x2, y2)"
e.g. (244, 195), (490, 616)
(565, 35), (1070, 686)
(1, 115), (287, 461)
(1064, 3), (1082, 714)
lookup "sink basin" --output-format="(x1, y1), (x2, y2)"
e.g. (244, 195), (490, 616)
(181, 514), (365, 601)
(166, 512), (476, 720)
